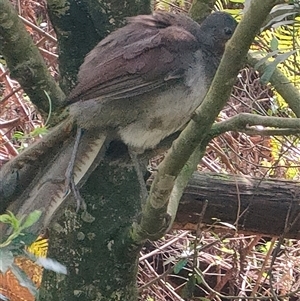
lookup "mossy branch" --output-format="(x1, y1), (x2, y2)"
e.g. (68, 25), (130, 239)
(210, 113), (300, 137)
(0, 0), (65, 113)
(132, 0), (280, 242)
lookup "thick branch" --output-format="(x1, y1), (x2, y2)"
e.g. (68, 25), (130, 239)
(173, 172), (300, 239)
(0, 0), (65, 112)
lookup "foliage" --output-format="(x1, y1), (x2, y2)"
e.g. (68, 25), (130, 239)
(0, 211), (66, 300)
(0, 210), (42, 249)
(212, 0), (300, 180)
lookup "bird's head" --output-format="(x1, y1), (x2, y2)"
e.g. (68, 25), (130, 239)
(196, 11), (237, 56)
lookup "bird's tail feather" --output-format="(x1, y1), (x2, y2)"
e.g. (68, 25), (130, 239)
(2, 131), (108, 235)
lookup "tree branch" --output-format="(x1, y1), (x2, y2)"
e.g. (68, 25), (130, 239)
(210, 113), (300, 137)
(172, 171), (300, 239)
(133, 0), (280, 242)
(0, 0), (65, 112)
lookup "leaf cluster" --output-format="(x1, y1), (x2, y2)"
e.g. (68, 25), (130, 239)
(0, 211), (67, 299)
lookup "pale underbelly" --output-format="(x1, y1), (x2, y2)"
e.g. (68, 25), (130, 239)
(118, 87), (205, 150)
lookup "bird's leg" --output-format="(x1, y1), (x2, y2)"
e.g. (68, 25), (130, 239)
(70, 174), (87, 211)
(64, 127), (82, 191)
(129, 150), (149, 204)
(65, 127), (87, 211)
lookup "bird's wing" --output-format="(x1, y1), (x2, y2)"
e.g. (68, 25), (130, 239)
(67, 13), (200, 103)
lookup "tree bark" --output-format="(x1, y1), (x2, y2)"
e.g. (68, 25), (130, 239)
(0, 0), (65, 112)
(173, 172), (300, 239)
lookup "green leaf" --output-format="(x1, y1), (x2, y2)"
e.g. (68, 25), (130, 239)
(270, 37), (279, 51)
(262, 11), (296, 30)
(8, 211), (21, 231)
(21, 210), (42, 229)
(0, 249), (14, 273)
(30, 126), (48, 137)
(260, 50), (297, 84)
(195, 272), (203, 284)
(12, 131), (25, 140)
(0, 214), (13, 224)
(270, 4), (294, 13)
(174, 258), (188, 274)
(181, 274), (196, 299)
(253, 50), (280, 69)
(221, 247), (235, 254)
(12, 232), (38, 248)
(0, 211), (21, 232)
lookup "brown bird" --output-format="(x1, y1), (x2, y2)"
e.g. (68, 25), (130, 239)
(1, 11), (237, 232)
(67, 11), (237, 152)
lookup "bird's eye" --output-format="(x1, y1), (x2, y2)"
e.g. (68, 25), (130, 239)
(224, 27), (233, 35)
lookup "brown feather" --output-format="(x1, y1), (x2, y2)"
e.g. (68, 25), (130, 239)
(68, 12), (200, 103)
